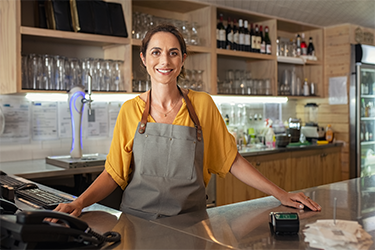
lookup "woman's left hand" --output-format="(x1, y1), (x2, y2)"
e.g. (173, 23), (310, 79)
(279, 192), (322, 212)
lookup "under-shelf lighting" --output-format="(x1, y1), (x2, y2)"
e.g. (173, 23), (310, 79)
(25, 93), (288, 104)
(212, 95), (288, 104)
(25, 93), (139, 103)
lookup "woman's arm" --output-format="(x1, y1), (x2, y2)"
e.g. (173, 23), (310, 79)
(54, 169), (119, 217)
(229, 152), (321, 211)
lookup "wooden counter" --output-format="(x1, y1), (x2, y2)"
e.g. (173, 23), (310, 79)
(217, 143), (343, 206)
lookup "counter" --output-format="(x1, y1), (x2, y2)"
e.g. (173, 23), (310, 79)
(75, 175), (375, 249)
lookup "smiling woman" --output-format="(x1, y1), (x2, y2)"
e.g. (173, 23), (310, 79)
(53, 24), (321, 220)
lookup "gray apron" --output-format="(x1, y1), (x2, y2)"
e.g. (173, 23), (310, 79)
(121, 87), (206, 220)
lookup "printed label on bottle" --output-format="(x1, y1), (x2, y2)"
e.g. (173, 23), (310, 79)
(251, 36), (257, 50)
(245, 34), (250, 46)
(266, 44), (272, 54)
(234, 33), (239, 44)
(216, 29), (219, 40)
(227, 32), (233, 43)
(256, 37), (261, 49)
(219, 30), (226, 42)
(239, 33), (245, 46)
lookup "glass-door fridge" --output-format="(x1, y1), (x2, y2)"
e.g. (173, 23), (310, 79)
(350, 44), (375, 178)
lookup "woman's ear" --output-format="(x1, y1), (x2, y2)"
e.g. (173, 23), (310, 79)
(140, 52), (146, 67)
(182, 53), (187, 66)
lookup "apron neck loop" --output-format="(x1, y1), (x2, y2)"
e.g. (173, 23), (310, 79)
(138, 91), (151, 134)
(139, 86), (202, 142)
(178, 86), (202, 142)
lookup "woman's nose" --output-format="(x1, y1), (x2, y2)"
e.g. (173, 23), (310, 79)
(159, 53), (169, 65)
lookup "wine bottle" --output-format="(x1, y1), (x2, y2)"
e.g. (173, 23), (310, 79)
(244, 20), (250, 52)
(249, 23), (255, 52)
(260, 25), (265, 54)
(307, 36), (315, 56)
(226, 17), (233, 50)
(264, 26), (271, 55)
(301, 33), (307, 55)
(233, 19), (239, 51)
(296, 33), (301, 56)
(217, 14), (226, 49)
(254, 24), (260, 53)
(238, 19), (245, 51)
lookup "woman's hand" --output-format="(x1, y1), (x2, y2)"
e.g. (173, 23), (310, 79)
(278, 192), (321, 212)
(53, 199), (84, 218)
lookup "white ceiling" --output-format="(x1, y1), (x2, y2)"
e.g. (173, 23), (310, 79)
(199, 0), (375, 29)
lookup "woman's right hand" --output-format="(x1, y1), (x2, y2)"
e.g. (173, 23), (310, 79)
(53, 199), (84, 218)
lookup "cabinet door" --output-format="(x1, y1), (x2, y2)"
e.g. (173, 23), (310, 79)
(216, 152), (290, 206)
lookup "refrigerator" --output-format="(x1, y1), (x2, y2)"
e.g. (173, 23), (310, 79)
(350, 44), (375, 179)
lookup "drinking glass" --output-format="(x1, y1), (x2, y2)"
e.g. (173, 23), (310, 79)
(54, 55), (65, 90)
(102, 60), (112, 91)
(265, 79), (271, 95)
(69, 58), (82, 89)
(190, 69), (197, 90)
(190, 22), (199, 46)
(181, 21), (190, 45)
(92, 59), (103, 91)
(21, 54), (29, 89)
(112, 60), (124, 91)
(196, 70), (204, 91)
(184, 69), (191, 89)
(42, 54), (54, 90)
(64, 57), (71, 90)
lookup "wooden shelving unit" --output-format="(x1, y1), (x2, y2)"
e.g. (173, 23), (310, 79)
(0, 0), (324, 98)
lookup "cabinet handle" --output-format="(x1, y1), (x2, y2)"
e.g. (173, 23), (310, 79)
(256, 162), (261, 166)
(320, 153), (327, 157)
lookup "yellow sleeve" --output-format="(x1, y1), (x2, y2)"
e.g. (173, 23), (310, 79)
(105, 97), (144, 190)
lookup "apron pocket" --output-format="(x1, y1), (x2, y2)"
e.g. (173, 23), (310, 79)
(140, 135), (196, 180)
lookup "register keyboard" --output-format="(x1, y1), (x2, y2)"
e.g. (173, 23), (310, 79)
(0, 174), (73, 210)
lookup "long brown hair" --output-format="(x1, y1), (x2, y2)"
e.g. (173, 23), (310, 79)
(140, 24), (187, 82)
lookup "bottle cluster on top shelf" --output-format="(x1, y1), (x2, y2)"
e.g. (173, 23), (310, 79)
(22, 54), (125, 92)
(276, 33), (315, 59)
(216, 14), (271, 54)
(132, 12), (200, 46)
(217, 69), (272, 95)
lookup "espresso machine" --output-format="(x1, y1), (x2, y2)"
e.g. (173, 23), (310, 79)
(46, 75), (107, 168)
(301, 103), (325, 141)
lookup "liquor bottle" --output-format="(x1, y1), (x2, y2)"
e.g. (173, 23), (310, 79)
(254, 24), (260, 53)
(233, 19), (239, 51)
(296, 34), (301, 56)
(360, 122), (365, 141)
(238, 19), (245, 51)
(264, 26), (271, 55)
(244, 20), (250, 52)
(307, 37), (315, 56)
(226, 17), (233, 50)
(217, 14), (226, 49)
(260, 25), (266, 54)
(249, 23), (255, 52)
(301, 33), (307, 55)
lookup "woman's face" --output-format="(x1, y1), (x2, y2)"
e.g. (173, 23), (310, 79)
(141, 32), (186, 86)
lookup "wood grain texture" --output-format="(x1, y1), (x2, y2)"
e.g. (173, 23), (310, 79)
(216, 147), (342, 206)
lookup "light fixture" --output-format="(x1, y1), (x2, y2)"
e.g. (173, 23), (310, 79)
(212, 95), (288, 104)
(26, 93), (288, 104)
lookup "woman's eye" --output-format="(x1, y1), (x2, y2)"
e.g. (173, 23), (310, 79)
(151, 51), (160, 56)
(170, 51), (178, 56)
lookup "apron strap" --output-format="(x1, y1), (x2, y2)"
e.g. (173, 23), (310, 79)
(179, 87), (202, 142)
(138, 87), (202, 142)
(138, 90), (151, 134)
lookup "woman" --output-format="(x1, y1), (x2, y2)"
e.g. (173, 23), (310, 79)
(54, 24), (321, 219)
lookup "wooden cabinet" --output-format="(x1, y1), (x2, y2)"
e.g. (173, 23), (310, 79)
(1, 0), (324, 98)
(216, 146), (342, 206)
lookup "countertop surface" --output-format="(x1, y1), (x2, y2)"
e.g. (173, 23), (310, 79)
(81, 175), (375, 249)
(0, 143), (343, 179)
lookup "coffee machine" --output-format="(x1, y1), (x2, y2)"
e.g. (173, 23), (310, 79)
(301, 103), (325, 141)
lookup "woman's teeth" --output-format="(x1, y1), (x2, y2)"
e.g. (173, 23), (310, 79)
(157, 69), (172, 73)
